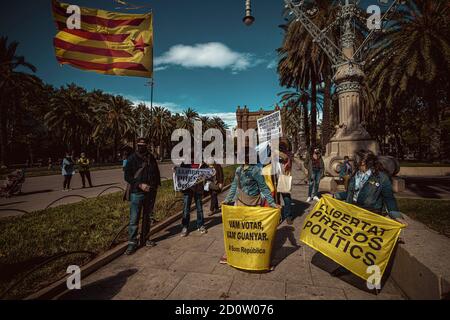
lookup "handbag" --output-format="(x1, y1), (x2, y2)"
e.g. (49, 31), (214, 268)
(277, 174), (292, 193)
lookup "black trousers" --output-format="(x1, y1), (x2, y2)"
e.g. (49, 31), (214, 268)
(63, 175), (72, 189)
(210, 191), (219, 212)
(80, 171), (93, 187)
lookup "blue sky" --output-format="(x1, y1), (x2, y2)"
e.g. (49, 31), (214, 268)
(1, 0), (391, 127)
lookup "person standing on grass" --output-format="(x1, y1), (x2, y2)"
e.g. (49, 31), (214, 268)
(124, 138), (161, 256)
(77, 152), (93, 188)
(206, 159), (224, 216)
(305, 148), (325, 202)
(179, 154), (208, 237)
(61, 152), (75, 191)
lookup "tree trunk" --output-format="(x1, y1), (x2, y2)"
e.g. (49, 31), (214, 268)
(322, 75), (332, 148)
(0, 114), (7, 167)
(310, 75), (318, 149)
(302, 95), (310, 152)
(113, 134), (118, 163)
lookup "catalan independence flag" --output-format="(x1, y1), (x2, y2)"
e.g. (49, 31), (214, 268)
(52, 0), (152, 78)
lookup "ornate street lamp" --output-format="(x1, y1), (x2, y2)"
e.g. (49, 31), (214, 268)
(243, 0), (404, 183)
(243, 0), (255, 26)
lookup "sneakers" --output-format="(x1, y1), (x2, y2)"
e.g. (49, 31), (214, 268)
(313, 196), (320, 201)
(181, 227), (188, 237)
(124, 245), (137, 256)
(306, 197), (312, 202)
(198, 226), (208, 234)
(219, 256), (227, 264)
(145, 240), (156, 247)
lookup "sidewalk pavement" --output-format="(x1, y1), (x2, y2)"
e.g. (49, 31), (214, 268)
(58, 167), (405, 300)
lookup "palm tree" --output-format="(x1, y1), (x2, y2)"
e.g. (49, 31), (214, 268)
(277, 0), (340, 150)
(45, 84), (95, 154)
(0, 36), (37, 166)
(210, 117), (228, 136)
(177, 107), (200, 134)
(366, 0), (450, 160)
(97, 95), (134, 160)
(150, 106), (172, 160)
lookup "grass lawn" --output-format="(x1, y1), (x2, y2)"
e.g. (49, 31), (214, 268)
(398, 198), (450, 237)
(0, 165), (237, 299)
(399, 162), (450, 167)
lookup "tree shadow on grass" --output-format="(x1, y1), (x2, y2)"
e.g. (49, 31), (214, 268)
(59, 268), (139, 300)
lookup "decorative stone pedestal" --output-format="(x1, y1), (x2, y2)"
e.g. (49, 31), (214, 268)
(319, 177), (338, 194)
(392, 177), (406, 193)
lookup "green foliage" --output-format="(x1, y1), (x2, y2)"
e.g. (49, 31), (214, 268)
(398, 198), (450, 238)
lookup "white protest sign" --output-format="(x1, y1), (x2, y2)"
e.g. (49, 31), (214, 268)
(173, 167), (216, 192)
(257, 111), (282, 142)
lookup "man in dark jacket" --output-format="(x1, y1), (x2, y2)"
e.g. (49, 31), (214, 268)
(124, 138), (161, 255)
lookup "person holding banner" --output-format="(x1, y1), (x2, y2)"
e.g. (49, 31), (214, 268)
(180, 159), (209, 237)
(220, 147), (281, 264)
(335, 150), (406, 224)
(305, 148), (325, 202)
(330, 150), (407, 277)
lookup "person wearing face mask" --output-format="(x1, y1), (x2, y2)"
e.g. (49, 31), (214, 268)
(124, 138), (161, 255)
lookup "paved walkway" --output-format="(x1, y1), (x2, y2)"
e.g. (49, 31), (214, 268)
(59, 168), (405, 300)
(0, 164), (174, 218)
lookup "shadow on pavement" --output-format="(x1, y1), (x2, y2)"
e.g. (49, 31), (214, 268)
(0, 201), (26, 207)
(16, 189), (53, 197)
(271, 225), (301, 266)
(402, 176), (450, 199)
(59, 268), (139, 300)
(291, 199), (311, 221)
(311, 251), (395, 295)
(72, 183), (119, 190)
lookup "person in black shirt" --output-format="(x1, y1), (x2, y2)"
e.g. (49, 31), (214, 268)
(124, 138), (161, 255)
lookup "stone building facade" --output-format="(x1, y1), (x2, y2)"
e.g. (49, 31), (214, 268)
(236, 105), (282, 131)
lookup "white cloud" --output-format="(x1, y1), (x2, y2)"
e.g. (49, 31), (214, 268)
(124, 95), (237, 128)
(154, 42), (254, 72)
(267, 59), (278, 69)
(202, 112), (237, 128)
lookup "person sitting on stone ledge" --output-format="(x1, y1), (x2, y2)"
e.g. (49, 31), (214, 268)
(332, 150), (408, 277)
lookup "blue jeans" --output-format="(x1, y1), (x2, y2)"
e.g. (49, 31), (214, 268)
(280, 193), (292, 220)
(128, 191), (157, 247)
(308, 169), (322, 198)
(182, 192), (204, 229)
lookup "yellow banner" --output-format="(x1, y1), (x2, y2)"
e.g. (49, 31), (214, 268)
(300, 195), (405, 281)
(222, 205), (281, 271)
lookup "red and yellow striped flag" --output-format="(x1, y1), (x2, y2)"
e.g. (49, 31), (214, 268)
(52, 0), (153, 78)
